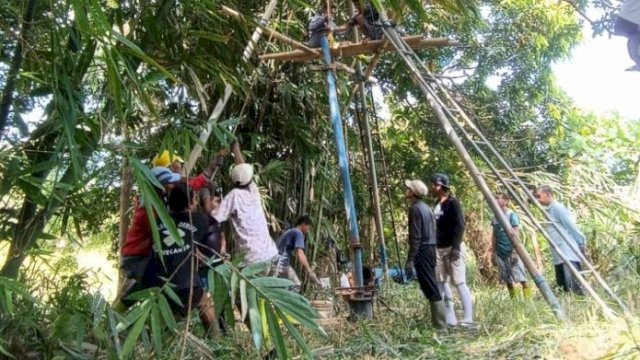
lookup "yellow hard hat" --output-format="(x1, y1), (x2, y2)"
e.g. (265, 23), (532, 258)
(152, 150), (184, 168)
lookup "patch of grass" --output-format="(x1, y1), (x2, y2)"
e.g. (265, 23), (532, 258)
(294, 279), (640, 360)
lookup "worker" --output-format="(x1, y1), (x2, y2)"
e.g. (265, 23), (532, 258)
(431, 173), (474, 326)
(137, 182), (221, 338)
(119, 166), (182, 287)
(534, 185), (585, 294)
(404, 179), (446, 328)
(306, 7), (338, 48)
(614, 0), (640, 70)
(489, 193), (532, 298)
(152, 150), (184, 174)
(275, 215), (322, 292)
(210, 140), (279, 269)
(340, 2), (384, 41)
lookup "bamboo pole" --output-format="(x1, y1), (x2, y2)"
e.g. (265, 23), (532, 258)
(116, 120), (132, 296)
(531, 233), (544, 272)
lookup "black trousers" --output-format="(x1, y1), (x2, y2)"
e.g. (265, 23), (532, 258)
(554, 261), (584, 295)
(415, 244), (442, 302)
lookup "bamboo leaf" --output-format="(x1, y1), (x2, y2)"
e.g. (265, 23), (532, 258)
(251, 277), (294, 289)
(0, 339), (14, 359)
(230, 271), (239, 308)
(91, 293), (107, 330)
(157, 294), (177, 330)
(163, 286), (184, 309)
(247, 287), (263, 349)
(121, 303), (151, 357)
(240, 279), (248, 322)
(107, 307), (122, 356)
(150, 301), (163, 354)
(279, 308), (313, 358)
(265, 302), (288, 360)
(240, 261), (271, 278)
(112, 32), (178, 83)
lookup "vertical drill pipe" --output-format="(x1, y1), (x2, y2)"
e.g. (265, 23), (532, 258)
(320, 35), (364, 289)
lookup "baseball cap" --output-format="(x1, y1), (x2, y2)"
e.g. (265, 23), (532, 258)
(405, 179), (429, 197)
(231, 163), (254, 187)
(151, 166), (182, 185)
(431, 173), (450, 188)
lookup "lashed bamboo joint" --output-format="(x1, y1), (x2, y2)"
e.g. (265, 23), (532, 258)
(260, 36), (458, 62)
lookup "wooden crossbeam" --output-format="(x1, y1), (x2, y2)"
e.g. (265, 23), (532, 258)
(259, 36), (457, 62)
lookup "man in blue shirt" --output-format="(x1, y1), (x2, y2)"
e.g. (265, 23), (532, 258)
(535, 185), (585, 294)
(276, 215), (322, 291)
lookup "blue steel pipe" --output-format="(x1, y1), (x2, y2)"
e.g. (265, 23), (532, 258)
(319, 34), (364, 289)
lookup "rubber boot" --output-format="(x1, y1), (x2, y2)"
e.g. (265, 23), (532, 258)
(508, 287), (518, 299)
(523, 287), (533, 299)
(430, 300), (447, 329)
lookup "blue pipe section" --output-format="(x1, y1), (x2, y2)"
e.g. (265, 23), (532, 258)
(319, 34), (364, 289)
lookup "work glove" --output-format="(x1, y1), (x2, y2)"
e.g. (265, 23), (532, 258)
(404, 266), (416, 281)
(309, 271), (322, 286)
(449, 249), (461, 261)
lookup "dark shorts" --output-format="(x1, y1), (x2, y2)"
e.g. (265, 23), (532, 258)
(121, 255), (150, 283)
(615, 16), (639, 37)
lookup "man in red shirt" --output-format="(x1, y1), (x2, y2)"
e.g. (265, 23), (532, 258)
(120, 166), (182, 284)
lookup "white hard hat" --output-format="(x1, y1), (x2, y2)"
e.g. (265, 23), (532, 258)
(231, 163), (254, 187)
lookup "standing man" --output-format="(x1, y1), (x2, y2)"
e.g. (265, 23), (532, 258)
(534, 185), (585, 294)
(275, 215), (322, 292)
(404, 179), (446, 328)
(431, 173), (473, 326)
(489, 193), (532, 299)
(211, 140), (279, 267)
(614, 0), (640, 70)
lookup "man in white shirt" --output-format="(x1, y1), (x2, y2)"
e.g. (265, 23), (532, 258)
(211, 141), (278, 266)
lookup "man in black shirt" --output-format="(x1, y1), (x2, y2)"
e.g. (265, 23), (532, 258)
(431, 173), (474, 326)
(405, 179), (446, 328)
(141, 183), (221, 338)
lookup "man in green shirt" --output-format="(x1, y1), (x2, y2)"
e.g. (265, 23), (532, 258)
(489, 193), (532, 299)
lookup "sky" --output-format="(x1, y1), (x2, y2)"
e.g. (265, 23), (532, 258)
(553, 30), (640, 120)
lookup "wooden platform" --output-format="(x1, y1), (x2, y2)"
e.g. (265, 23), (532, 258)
(259, 35), (457, 62)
